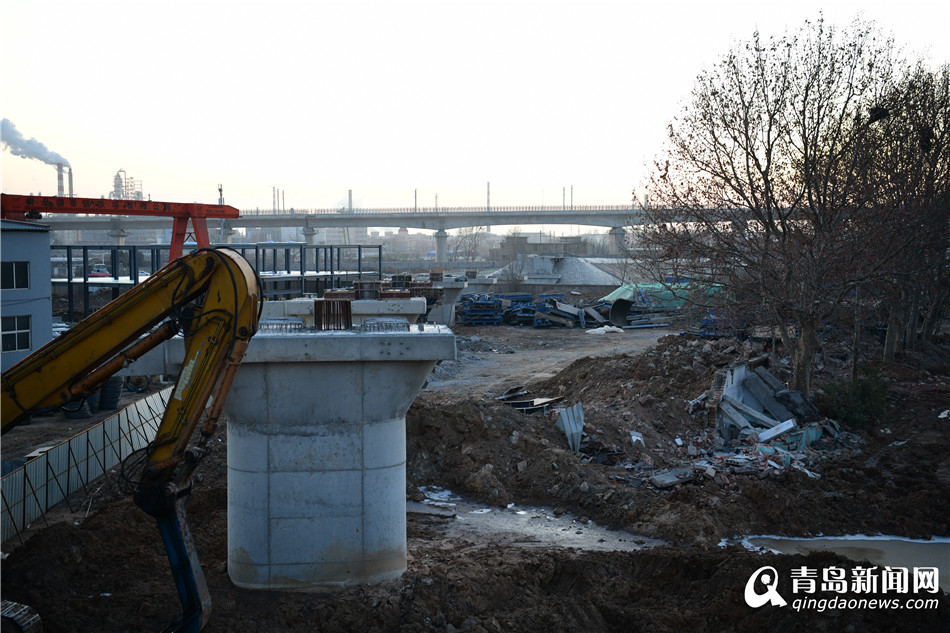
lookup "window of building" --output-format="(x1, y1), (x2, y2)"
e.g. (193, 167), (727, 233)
(1, 261), (30, 289)
(1, 315), (31, 352)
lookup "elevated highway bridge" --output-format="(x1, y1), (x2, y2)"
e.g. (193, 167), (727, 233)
(30, 203), (647, 261)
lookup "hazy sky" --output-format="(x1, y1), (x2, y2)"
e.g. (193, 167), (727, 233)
(2, 0), (948, 215)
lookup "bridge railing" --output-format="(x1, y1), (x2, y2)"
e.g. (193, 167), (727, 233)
(240, 204), (637, 217)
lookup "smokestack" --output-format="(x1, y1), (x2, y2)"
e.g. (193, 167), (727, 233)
(348, 189), (353, 212)
(57, 163), (65, 197)
(68, 167), (74, 198)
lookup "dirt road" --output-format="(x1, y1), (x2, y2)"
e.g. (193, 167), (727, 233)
(427, 325), (668, 392)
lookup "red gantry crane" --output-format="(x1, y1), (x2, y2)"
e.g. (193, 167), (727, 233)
(0, 194), (240, 259)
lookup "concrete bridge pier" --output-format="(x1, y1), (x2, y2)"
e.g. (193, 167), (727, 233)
(608, 227), (627, 255)
(218, 220), (236, 244)
(434, 229), (448, 264)
(108, 223), (128, 246)
(302, 226), (317, 245)
(222, 328), (456, 592)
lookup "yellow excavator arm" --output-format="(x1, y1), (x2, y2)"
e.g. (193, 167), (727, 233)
(0, 247), (260, 633)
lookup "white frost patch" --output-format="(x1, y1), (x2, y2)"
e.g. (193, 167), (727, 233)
(419, 485), (461, 508)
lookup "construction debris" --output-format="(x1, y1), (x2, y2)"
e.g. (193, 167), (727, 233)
(495, 386), (565, 415)
(457, 293), (612, 329)
(554, 404), (584, 453)
(600, 283), (681, 328)
(518, 335), (859, 491)
(627, 360), (842, 486)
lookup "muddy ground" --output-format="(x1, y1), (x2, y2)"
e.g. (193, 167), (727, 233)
(2, 325), (948, 632)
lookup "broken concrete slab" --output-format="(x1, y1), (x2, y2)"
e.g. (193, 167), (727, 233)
(741, 373), (795, 422)
(756, 419), (797, 443)
(650, 467), (697, 488)
(753, 365), (785, 392)
(721, 394), (780, 428)
(719, 401), (754, 430)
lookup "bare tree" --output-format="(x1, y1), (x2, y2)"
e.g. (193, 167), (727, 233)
(635, 16), (924, 396)
(499, 227), (529, 292)
(872, 64), (950, 359)
(449, 226), (486, 263)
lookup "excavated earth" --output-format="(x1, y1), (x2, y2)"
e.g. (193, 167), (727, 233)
(2, 326), (948, 632)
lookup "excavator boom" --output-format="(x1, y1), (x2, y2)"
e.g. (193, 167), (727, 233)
(0, 247), (260, 633)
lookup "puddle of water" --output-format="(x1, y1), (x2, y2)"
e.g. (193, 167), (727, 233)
(412, 486), (663, 552)
(723, 535), (950, 593)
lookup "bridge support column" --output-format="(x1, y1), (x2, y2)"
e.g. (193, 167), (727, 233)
(608, 227), (626, 255)
(435, 229), (449, 264)
(108, 223), (128, 246)
(218, 220), (236, 244)
(302, 226), (317, 245)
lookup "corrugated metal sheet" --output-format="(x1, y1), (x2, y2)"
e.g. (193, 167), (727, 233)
(0, 387), (171, 543)
(555, 403), (584, 453)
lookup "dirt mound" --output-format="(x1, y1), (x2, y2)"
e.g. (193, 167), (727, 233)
(409, 333), (950, 544)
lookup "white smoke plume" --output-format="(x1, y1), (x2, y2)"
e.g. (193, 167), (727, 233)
(1, 118), (70, 167)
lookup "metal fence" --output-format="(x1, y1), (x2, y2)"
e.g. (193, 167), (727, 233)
(1, 387), (172, 544)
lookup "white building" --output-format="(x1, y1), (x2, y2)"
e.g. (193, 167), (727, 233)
(1, 220), (53, 372)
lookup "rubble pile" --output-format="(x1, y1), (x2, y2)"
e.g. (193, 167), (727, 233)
(410, 331), (950, 544)
(535, 335), (866, 487)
